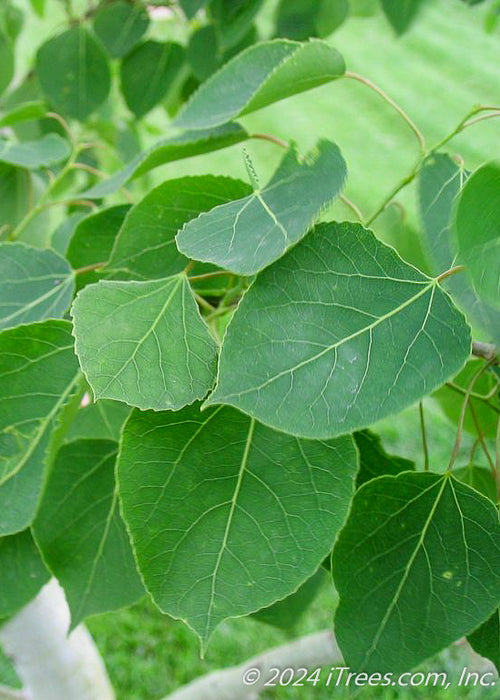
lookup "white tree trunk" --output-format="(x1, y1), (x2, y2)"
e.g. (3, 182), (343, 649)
(0, 580), (114, 700)
(164, 630), (343, 700)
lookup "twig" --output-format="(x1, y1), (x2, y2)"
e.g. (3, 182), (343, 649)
(188, 270), (233, 282)
(469, 402), (500, 497)
(75, 262), (106, 275)
(194, 293), (215, 312)
(251, 133), (289, 149)
(472, 341), (498, 363)
(340, 194), (364, 221)
(345, 71), (427, 154)
(419, 401), (429, 471)
(436, 265), (465, 283)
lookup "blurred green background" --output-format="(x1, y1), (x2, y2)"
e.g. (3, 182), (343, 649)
(3, 0), (499, 697)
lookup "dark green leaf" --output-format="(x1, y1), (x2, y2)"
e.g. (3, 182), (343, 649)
(34, 440), (143, 626)
(0, 320), (80, 535)
(0, 134), (70, 169)
(275, 0), (348, 40)
(468, 610), (500, 671)
(93, 0), (149, 59)
(174, 39), (345, 130)
(209, 0), (264, 50)
(0, 164), (30, 231)
(252, 568), (327, 629)
(29, 0), (45, 17)
(333, 472), (500, 672)
(0, 530), (49, 617)
(67, 204), (131, 289)
(354, 429), (414, 488)
(82, 123), (249, 199)
(72, 275), (218, 411)
(50, 212), (86, 255)
(118, 404), (357, 645)
(179, 0), (209, 18)
(419, 153), (500, 345)
(455, 162), (500, 309)
(120, 41), (185, 118)
(67, 399), (130, 442)
(380, 0), (426, 34)
(207, 222), (471, 439)
(107, 175), (251, 280)
(0, 242), (74, 330)
(177, 140), (347, 275)
(187, 25), (221, 82)
(36, 27), (111, 121)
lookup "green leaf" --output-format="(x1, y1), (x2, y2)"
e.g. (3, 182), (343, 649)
(354, 430), (414, 488)
(252, 568), (327, 629)
(120, 41), (185, 118)
(177, 140), (346, 275)
(0, 31), (14, 99)
(380, 0), (426, 34)
(207, 222), (471, 439)
(67, 399), (130, 442)
(51, 212), (86, 255)
(67, 204), (131, 289)
(455, 162), (500, 309)
(468, 610), (500, 671)
(419, 153), (500, 345)
(107, 175), (251, 280)
(34, 439), (143, 627)
(332, 472), (500, 672)
(117, 403), (357, 645)
(71, 275), (218, 411)
(455, 464), (498, 504)
(93, 0), (149, 59)
(174, 39), (345, 130)
(0, 530), (49, 617)
(0, 320), (80, 535)
(0, 134), (70, 169)
(36, 27), (111, 121)
(81, 123), (249, 199)
(433, 360), (499, 440)
(0, 1), (23, 43)
(179, 0), (209, 18)
(0, 242), (74, 330)
(0, 101), (47, 128)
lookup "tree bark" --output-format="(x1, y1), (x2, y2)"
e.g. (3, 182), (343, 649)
(0, 580), (114, 700)
(163, 630), (343, 700)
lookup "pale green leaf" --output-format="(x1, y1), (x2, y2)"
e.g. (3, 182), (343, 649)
(107, 175), (251, 280)
(29, 0), (45, 17)
(419, 154), (500, 345)
(71, 275), (218, 411)
(0, 530), (49, 617)
(81, 123), (249, 199)
(207, 222), (471, 439)
(67, 399), (130, 442)
(36, 27), (111, 121)
(455, 464), (498, 504)
(455, 162), (500, 309)
(468, 610), (500, 671)
(117, 404), (357, 645)
(433, 360), (499, 439)
(51, 212), (86, 256)
(34, 439), (143, 627)
(0, 320), (80, 535)
(0, 242), (74, 330)
(0, 101), (47, 128)
(332, 472), (500, 672)
(120, 41), (185, 118)
(174, 39), (345, 130)
(354, 429), (414, 488)
(176, 140), (347, 275)
(0, 134), (70, 169)
(93, 0), (149, 59)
